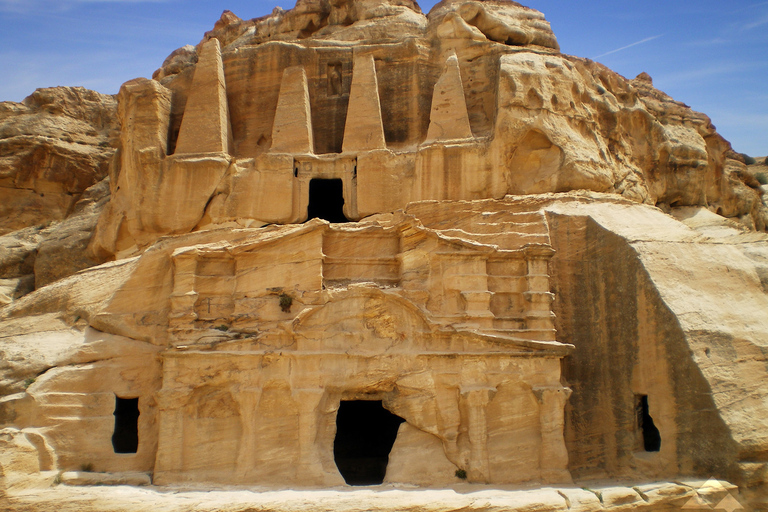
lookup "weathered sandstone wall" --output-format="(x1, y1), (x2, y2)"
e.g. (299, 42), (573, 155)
(543, 196), (768, 503)
(85, 0), (766, 260)
(0, 0), (766, 510)
(0, 87), (116, 235)
(0, 87), (117, 304)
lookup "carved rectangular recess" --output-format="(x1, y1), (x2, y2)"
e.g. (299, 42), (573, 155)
(323, 229), (401, 286)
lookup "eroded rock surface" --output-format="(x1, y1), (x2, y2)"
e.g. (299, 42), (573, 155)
(0, 87), (117, 235)
(0, 1), (766, 510)
(0, 87), (116, 302)
(0, 177), (111, 305)
(99, 0), (767, 259)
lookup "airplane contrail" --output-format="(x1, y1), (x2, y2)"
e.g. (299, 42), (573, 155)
(594, 34), (664, 59)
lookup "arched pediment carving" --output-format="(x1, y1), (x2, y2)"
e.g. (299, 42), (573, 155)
(292, 288), (432, 353)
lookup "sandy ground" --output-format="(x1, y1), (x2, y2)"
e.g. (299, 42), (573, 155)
(2, 479), (747, 512)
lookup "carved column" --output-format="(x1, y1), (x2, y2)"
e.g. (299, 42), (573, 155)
(235, 387), (262, 480)
(153, 365), (189, 484)
(523, 245), (556, 340)
(534, 385), (573, 483)
(174, 38), (232, 155)
(293, 389), (338, 485)
(271, 66), (314, 154)
(342, 53), (386, 152)
(425, 51), (473, 144)
(460, 386), (494, 482)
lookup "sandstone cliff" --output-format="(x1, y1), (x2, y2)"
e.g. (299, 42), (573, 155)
(0, 87), (116, 234)
(0, 1), (766, 511)
(120, 0), (766, 257)
(0, 87), (117, 304)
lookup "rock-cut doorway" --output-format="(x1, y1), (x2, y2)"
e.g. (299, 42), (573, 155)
(333, 400), (405, 485)
(307, 178), (348, 223)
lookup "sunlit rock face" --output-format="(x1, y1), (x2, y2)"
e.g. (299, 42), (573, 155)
(0, 1), (766, 509)
(90, 0), (765, 257)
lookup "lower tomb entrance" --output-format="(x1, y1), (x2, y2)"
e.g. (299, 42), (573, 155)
(307, 179), (348, 223)
(112, 396), (139, 454)
(333, 400), (405, 485)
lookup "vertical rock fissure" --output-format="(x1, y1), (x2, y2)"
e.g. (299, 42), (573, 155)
(636, 394), (661, 452)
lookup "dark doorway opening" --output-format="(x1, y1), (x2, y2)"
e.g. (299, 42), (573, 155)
(333, 400), (405, 485)
(307, 179), (348, 223)
(636, 395), (661, 452)
(112, 396), (139, 454)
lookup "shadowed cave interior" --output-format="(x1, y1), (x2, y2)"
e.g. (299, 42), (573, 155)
(307, 178), (348, 223)
(637, 394), (661, 452)
(333, 400), (406, 485)
(112, 396), (139, 454)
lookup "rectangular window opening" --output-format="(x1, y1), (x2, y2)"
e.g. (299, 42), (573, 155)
(112, 396), (139, 454)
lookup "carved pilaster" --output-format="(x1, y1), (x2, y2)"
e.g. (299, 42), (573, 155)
(533, 386), (573, 483)
(460, 386), (495, 482)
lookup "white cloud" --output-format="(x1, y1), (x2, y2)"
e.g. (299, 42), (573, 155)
(744, 12), (768, 30)
(657, 61), (768, 86)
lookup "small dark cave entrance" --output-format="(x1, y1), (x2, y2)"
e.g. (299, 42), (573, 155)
(307, 179), (348, 223)
(333, 400), (405, 485)
(636, 395), (661, 452)
(112, 396), (139, 454)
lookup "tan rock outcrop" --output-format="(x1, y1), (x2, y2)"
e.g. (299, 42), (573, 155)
(0, 87), (117, 235)
(89, 0), (766, 258)
(0, 0), (766, 509)
(0, 177), (111, 305)
(0, 87), (116, 303)
(2, 480), (747, 512)
(4, 193), (767, 506)
(428, 0), (560, 50)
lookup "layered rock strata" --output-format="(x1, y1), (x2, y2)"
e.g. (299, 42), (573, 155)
(0, 87), (116, 303)
(0, 0), (766, 510)
(92, 0), (765, 260)
(0, 87), (116, 235)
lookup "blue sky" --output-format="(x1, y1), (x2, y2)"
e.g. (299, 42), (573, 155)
(0, 0), (765, 156)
